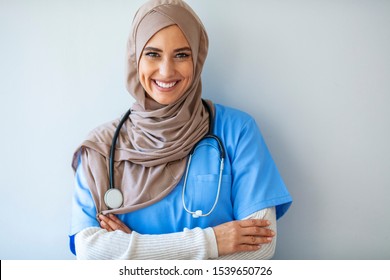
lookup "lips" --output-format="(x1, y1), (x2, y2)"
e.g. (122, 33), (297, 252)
(154, 80), (178, 89)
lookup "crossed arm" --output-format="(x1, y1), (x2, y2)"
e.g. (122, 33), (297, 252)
(74, 207), (276, 259)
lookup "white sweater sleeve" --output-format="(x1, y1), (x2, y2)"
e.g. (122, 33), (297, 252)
(216, 206), (277, 260)
(74, 207), (276, 260)
(75, 226), (218, 260)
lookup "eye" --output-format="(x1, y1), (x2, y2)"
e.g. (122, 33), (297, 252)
(175, 52), (191, 59)
(145, 52), (160, 58)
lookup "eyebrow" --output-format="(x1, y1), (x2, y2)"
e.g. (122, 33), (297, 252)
(174, 47), (192, 53)
(143, 46), (192, 53)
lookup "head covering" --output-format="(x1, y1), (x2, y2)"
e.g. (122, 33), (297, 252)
(72, 0), (211, 215)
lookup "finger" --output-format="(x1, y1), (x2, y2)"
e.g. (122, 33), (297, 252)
(120, 227), (132, 234)
(107, 214), (122, 223)
(242, 235), (273, 245)
(98, 214), (110, 223)
(107, 214), (132, 234)
(99, 214), (121, 230)
(241, 226), (275, 237)
(99, 214), (132, 234)
(239, 219), (271, 228)
(105, 214), (126, 228)
(99, 215), (117, 229)
(99, 219), (113, 231)
(116, 222), (132, 234)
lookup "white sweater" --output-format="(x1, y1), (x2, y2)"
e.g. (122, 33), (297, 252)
(75, 207), (276, 260)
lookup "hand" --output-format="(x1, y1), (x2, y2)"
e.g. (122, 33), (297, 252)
(213, 219), (275, 256)
(98, 214), (132, 234)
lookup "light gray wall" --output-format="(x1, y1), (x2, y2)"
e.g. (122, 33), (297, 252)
(0, 0), (389, 260)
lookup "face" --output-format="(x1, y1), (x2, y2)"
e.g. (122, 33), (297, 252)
(138, 25), (194, 105)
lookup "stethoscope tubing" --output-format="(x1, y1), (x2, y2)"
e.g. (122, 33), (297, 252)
(109, 109), (131, 190)
(182, 144), (225, 218)
(106, 100), (226, 218)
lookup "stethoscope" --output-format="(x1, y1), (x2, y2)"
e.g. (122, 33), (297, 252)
(104, 100), (225, 219)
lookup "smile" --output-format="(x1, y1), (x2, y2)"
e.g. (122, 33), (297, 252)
(154, 80), (178, 89)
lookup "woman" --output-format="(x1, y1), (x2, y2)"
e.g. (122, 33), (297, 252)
(70, 0), (292, 259)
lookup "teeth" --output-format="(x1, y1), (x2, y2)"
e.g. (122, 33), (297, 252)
(155, 80), (177, 88)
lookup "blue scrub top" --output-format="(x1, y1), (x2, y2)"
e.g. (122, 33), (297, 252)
(69, 104), (292, 255)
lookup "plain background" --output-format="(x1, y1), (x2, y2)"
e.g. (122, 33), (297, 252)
(0, 0), (389, 260)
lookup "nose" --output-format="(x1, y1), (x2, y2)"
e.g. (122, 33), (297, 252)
(159, 58), (175, 77)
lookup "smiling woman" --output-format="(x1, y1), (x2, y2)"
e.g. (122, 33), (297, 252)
(138, 25), (194, 105)
(69, 0), (292, 260)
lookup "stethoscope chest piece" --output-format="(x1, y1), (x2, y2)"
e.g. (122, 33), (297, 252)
(104, 188), (123, 209)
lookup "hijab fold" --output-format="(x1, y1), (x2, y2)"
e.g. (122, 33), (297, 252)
(72, 0), (211, 215)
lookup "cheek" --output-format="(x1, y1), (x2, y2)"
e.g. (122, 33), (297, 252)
(138, 61), (151, 88)
(181, 62), (194, 82)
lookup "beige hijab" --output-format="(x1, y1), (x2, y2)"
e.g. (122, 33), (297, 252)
(72, 0), (211, 215)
